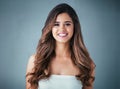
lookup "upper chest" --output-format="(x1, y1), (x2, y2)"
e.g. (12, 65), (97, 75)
(49, 57), (80, 75)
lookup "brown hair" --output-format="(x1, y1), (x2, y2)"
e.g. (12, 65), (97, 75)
(26, 3), (95, 88)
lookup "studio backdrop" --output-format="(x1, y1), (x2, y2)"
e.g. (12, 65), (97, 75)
(0, 0), (119, 89)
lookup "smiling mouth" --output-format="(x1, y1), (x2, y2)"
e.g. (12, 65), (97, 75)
(58, 33), (68, 37)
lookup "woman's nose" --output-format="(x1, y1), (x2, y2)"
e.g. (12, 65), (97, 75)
(59, 24), (66, 31)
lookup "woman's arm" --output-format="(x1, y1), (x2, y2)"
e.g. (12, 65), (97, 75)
(26, 55), (36, 89)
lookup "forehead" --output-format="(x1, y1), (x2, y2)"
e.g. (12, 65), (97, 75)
(55, 13), (73, 22)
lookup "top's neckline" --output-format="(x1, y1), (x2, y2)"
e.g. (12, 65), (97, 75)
(50, 74), (76, 77)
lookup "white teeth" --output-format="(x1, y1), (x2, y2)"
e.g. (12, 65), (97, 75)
(58, 33), (67, 37)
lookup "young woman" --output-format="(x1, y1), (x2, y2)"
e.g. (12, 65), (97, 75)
(26, 3), (95, 89)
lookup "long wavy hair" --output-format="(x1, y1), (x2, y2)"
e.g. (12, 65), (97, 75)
(26, 3), (95, 89)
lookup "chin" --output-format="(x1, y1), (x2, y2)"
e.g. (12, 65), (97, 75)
(56, 40), (70, 44)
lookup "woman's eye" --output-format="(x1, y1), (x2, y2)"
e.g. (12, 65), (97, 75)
(65, 23), (71, 26)
(54, 23), (59, 26)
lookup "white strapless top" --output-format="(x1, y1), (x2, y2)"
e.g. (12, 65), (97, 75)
(38, 75), (82, 89)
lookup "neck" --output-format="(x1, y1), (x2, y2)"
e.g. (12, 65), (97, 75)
(55, 42), (71, 57)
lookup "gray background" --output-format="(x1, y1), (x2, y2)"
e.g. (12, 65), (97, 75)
(0, 0), (119, 89)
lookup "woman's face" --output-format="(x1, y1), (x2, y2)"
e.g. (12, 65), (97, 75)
(52, 13), (74, 44)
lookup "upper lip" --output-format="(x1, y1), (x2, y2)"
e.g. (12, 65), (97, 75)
(58, 32), (68, 34)
(58, 33), (68, 35)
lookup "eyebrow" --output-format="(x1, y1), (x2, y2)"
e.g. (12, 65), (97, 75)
(55, 21), (73, 23)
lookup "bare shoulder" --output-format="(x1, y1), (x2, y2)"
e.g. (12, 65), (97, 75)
(26, 54), (36, 75)
(26, 55), (36, 89)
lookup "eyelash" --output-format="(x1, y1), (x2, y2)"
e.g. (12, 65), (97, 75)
(54, 23), (59, 26)
(65, 23), (71, 26)
(54, 23), (71, 26)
